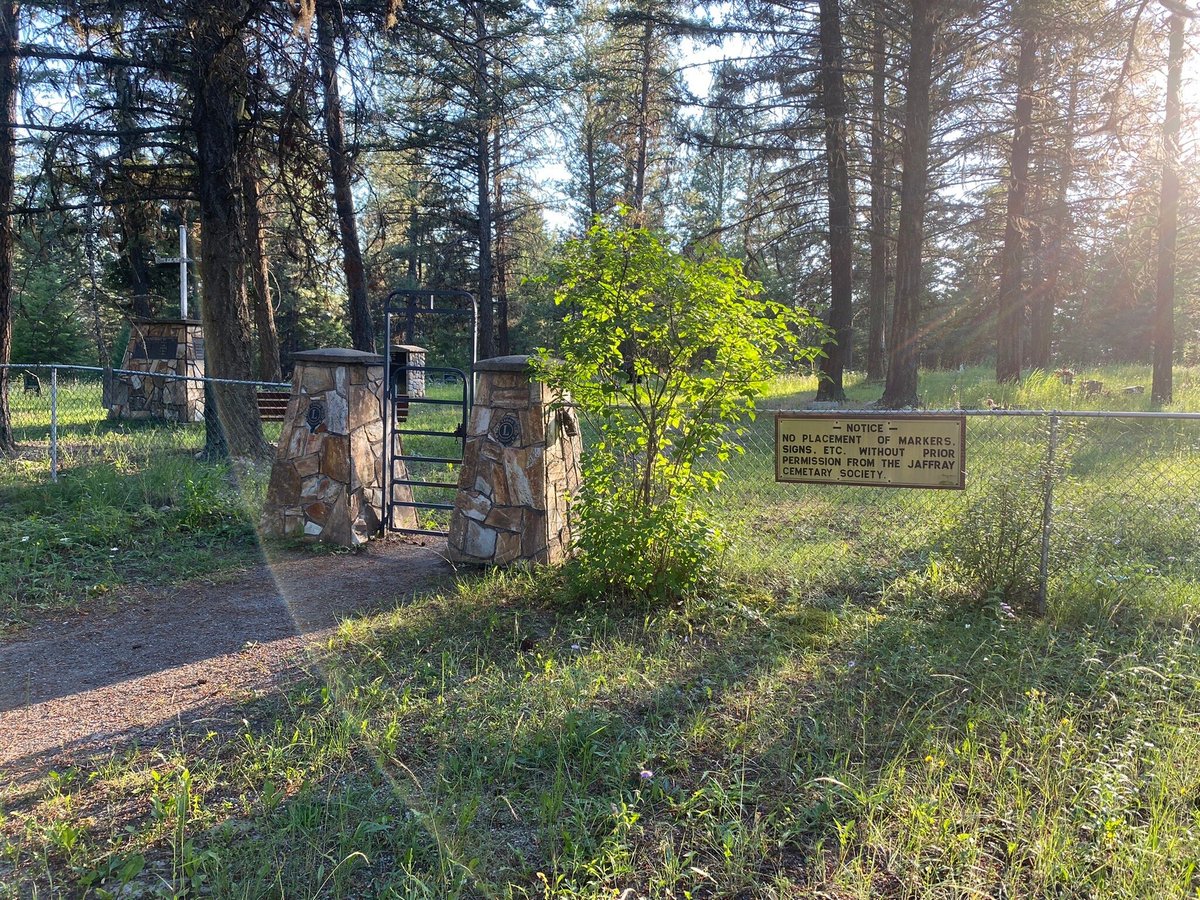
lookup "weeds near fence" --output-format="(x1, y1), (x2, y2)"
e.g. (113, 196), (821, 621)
(709, 408), (1199, 621)
(0, 455), (268, 630)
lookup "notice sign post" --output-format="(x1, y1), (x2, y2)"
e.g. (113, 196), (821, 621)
(775, 413), (966, 489)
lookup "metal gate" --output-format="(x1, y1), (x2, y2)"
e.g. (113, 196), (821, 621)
(382, 289), (478, 536)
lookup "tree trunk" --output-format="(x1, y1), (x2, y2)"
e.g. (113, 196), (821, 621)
(316, 0), (374, 353)
(407, 204), (419, 283)
(242, 149), (281, 382)
(1029, 73), (1076, 371)
(1152, 14), (1184, 405)
(881, 0), (937, 409)
(1026, 181), (1046, 368)
(815, 0), (853, 402)
(996, 28), (1039, 384)
(632, 18), (653, 215)
(584, 111), (600, 224)
(866, 7), (890, 382)
(201, 377), (228, 461)
(473, 0), (495, 359)
(0, 1), (16, 456)
(84, 194), (113, 404)
(111, 58), (155, 319)
(122, 209), (155, 318)
(191, 7), (269, 460)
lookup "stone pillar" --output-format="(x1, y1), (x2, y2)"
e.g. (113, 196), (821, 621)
(109, 318), (205, 422)
(389, 343), (427, 399)
(261, 349), (385, 547)
(388, 342), (427, 427)
(448, 355), (582, 566)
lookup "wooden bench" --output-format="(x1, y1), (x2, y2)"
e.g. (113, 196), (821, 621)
(257, 390), (291, 422)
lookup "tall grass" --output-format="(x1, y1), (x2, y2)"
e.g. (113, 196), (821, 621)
(712, 367), (1200, 623)
(759, 363), (1200, 411)
(2, 364), (1200, 895)
(0, 379), (272, 628)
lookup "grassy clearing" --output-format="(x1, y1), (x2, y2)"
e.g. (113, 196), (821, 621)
(2, 363), (1199, 895)
(0, 453), (267, 631)
(0, 375), (474, 629)
(4, 575), (1200, 897)
(707, 366), (1200, 621)
(759, 363), (1200, 412)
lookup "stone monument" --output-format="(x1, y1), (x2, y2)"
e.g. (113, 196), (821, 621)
(448, 355), (582, 567)
(389, 342), (427, 426)
(261, 348), (386, 547)
(109, 318), (205, 422)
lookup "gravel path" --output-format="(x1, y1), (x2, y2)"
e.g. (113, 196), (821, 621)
(0, 540), (449, 782)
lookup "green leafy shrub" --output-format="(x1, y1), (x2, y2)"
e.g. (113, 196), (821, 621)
(945, 477), (1044, 606)
(537, 218), (822, 601)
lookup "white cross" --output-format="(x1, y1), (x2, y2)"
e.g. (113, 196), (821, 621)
(153, 224), (195, 318)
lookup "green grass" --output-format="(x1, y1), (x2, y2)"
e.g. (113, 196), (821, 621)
(4, 575), (1200, 897)
(705, 365), (1200, 620)
(0, 378), (273, 630)
(0, 453), (268, 631)
(2, 363), (1200, 895)
(0, 376), (472, 628)
(760, 363), (1200, 412)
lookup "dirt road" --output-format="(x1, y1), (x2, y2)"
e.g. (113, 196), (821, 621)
(0, 540), (449, 782)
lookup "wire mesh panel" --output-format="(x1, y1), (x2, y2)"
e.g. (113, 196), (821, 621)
(702, 409), (1200, 613)
(0, 365), (288, 485)
(1050, 415), (1200, 618)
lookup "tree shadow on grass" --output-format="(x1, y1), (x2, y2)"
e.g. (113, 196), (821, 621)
(205, 589), (839, 895)
(298, 588), (1200, 897)
(742, 601), (1200, 896)
(11, 579), (1200, 898)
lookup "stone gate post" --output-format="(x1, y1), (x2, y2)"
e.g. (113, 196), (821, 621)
(261, 348), (385, 547)
(448, 355), (582, 566)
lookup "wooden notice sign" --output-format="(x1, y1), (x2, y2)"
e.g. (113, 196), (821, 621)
(775, 413), (966, 489)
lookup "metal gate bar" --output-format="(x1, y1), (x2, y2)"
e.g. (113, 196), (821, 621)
(385, 363), (468, 536)
(382, 288), (478, 537)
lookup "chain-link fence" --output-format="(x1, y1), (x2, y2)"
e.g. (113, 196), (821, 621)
(703, 404), (1200, 616)
(4, 363), (1198, 615)
(0, 364), (289, 483)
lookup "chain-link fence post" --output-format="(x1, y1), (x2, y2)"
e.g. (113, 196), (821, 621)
(49, 365), (58, 483)
(1036, 413), (1059, 616)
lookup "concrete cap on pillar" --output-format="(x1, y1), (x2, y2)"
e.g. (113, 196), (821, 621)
(291, 347), (385, 366)
(473, 355), (535, 374)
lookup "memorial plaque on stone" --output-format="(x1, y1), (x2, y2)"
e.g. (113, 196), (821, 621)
(134, 336), (179, 360)
(193, 338), (205, 360)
